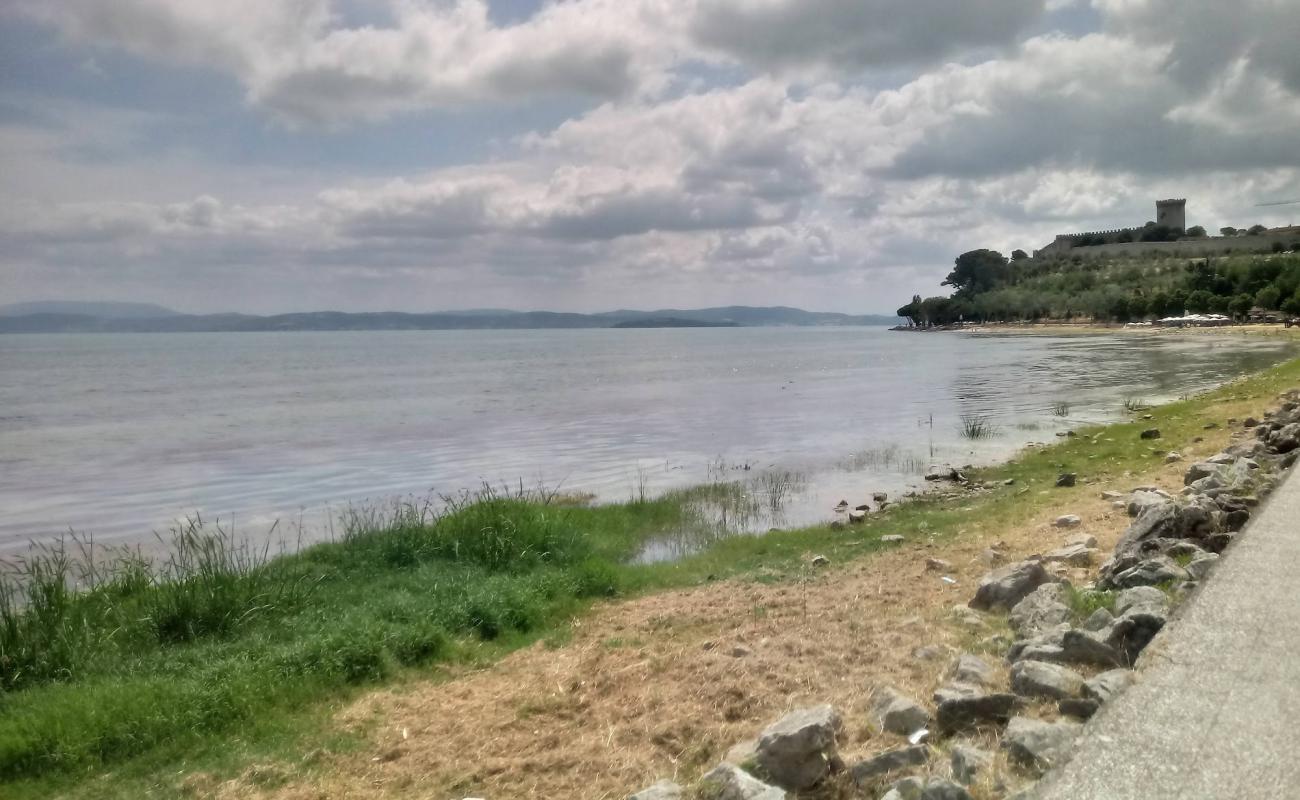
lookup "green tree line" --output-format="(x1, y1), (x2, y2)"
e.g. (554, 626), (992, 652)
(899, 246), (1300, 326)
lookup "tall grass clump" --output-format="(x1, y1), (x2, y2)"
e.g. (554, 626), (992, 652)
(1051, 400), (1071, 417)
(1123, 396), (1152, 413)
(959, 414), (998, 440)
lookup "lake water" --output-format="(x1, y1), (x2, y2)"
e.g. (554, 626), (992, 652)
(1, 328), (1294, 554)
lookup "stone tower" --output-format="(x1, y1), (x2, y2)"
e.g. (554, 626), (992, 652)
(1156, 198), (1186, 231)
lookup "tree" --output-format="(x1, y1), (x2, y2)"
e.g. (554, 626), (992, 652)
(1011, 249), (1029, 261)
(1255, 285), (1282, 310)
(897, 294), (923, 326)
(1229, 293), (1255, 318)
(1140, 224), (1177, 242)
(1220, 227), (1239, 237)
(1186, 225), (1207, 237)
(942, 249), (1008, 297)
(1284, 288), (1300, 317)
(1185, 289), (1215, 313)
(1247, 224), (1268, 235)
(1129, 294), (1149, 320)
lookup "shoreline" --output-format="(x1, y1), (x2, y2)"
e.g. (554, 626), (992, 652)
(9, 351), (1300, 798)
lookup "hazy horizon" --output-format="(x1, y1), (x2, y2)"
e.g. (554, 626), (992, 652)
(2, 1), (1299, 314)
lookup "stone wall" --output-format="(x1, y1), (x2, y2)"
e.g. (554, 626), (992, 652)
(1034, 232), (1299, 260)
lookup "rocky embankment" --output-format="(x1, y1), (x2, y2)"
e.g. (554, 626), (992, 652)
(626, 390), (1300, 800)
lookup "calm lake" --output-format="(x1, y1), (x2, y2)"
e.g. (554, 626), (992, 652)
(1, 328), (1294, 554)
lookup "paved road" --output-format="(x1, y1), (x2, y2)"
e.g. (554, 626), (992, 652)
(1032, 466), (1300, 799)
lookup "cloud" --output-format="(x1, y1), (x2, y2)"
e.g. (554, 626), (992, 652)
(691, 0), (1046, 72)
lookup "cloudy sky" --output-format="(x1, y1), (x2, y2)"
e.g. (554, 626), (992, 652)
(2, 0), (1299, 315)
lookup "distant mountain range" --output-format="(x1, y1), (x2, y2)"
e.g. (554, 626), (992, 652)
(0, 302), (900, 333)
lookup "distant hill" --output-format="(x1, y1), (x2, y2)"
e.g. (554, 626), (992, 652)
(0, 305), (901, 333)
(610, 318), (739, 328)
(0, 301), (180, 319)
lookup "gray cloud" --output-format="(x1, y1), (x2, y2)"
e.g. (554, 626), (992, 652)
(691, 0), (1046, 72)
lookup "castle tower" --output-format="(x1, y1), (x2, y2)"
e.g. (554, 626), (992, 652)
(1156, 198), (1186, 231)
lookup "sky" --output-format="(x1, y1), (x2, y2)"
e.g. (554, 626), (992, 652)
(2, 0), (1299, 315)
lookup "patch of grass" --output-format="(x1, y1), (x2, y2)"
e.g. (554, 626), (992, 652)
(959, 414), (998, 440)
(1123, 396), (1152, 414)
(1065, 586), (1116, 620)
(1051, 401), (1071, 417)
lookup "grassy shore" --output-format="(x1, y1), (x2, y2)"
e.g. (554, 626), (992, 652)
(5, 344), (1300, 798)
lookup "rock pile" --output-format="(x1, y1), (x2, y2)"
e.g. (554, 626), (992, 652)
(627, 390), (1299, 800)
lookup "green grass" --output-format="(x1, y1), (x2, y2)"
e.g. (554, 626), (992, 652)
(5, 352), (1300, 799)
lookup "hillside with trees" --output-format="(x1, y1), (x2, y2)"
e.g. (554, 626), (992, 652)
(899, 245), (1300, 326)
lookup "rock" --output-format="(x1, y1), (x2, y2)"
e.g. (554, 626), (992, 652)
(1268, 422), (1300, 453)
(1059, 697), (1100, 719)
(969, 560), (1055, 612)
(629, 779), (684, 800)
(949, 654), (996, 687)
(881, 535), (905, 544)
(1008, 583), (1073, 638)
(1204, 531), (1236, 553)
(1165, 540), (1208, 560)
(912, 644), (953, 662)
(1001, 716), (1081, 775)
(1113, 585), (1167, 617)
(849, 745), (929, 785)
(1127, 490), (1172, 518)
(869, 687), (931, 736)
(1224, 508), (1250, 531)
(922, 777), (974, 800)
(1109, 556), (1189, 589)
(926, 465), (959, 481)
(1244, 417), (1260, 428)
(754, 706), (842, 790)
(697, 764), (786, 800)
(1101, 490), (1125, 501)
(729, 646), (752, 658)
(1140, 429), (1161, 440)
(1058, 629), (1123, 666)
(848, 509), (867, 524)
(926, 558), (952, 572)
(1010, 660), (1085, 700)
(810, 555), (830, 568)
(1173, 495), (1223, 539)
(1043, 543), (1097, 567)
(1082, 607), (1114, 631)
(950, 744), (992, 786)
(979, 548), (1005, 566)
(1065, 533), (1098, 548)
(880, 777), (924, 800)
(1185, 553), (1219, 581)
(1165, 452), (1184, 463)
(874, 492), (889, 504)
(1082, 669), (1134, 704)
(934, 685), (1019, 732)
(1056, 473), (1077, 488)
(1053, 514), (1082, 528)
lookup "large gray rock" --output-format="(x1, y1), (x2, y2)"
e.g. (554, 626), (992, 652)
(934, 684), (1019, 732)
(1127, 490), (1171, 517)
(1001, 716), (1081, 775)
(969, 560), (1055, 612)
(869, 687), (931, 736)
(1010, 660), (1085, 700)
(849, 744), (929, 785)
(1082, 669), (1134, 704)
(1185, 553), (1219, 580)
(1113, 586), (1167, 617)
(697, 764), (786, 800)
(754, 705), (842, 790)
(880, 777), (924, 800)
(1059, 629), (1123, 666)
(950, 743), (992, 786)
(1009, 583), (1073, 638)
(1043, 543), (1097, 567)
(629, 779), (684, 800)
(1082, 607), (1115, 631)
(949, 654), (995, 687)
(1268, 422), (1300, 453)
(1173, 495), (1222, 538)
(922, 777), (974, 800)
(1115, 501), (1179, 552)
(1109, 556), (1189, 589)
(1184, 462), (1223, 485)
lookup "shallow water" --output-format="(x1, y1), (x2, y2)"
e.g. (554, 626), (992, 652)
(1, 328), (1293, 554)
